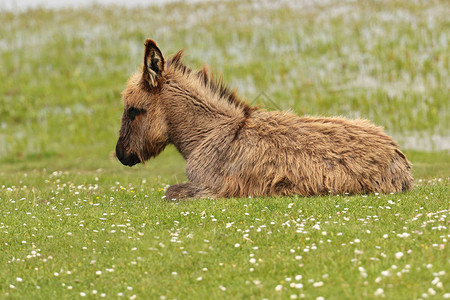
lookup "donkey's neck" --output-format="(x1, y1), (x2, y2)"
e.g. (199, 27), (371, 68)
(162, 77), (248, 158)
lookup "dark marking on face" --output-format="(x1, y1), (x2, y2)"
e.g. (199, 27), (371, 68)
(128, 107), (145, 121)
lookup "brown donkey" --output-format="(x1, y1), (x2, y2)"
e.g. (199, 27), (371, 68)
(116, 39), (413, 200)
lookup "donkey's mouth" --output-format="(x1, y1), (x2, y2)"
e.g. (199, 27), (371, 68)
(125, 154), (140, 166)
(117, 152), (140, 167)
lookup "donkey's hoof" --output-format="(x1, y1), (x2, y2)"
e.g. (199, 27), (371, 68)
(165, 183), (198, 201)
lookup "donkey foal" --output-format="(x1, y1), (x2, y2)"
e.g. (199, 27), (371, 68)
(116, 39), (413, 200)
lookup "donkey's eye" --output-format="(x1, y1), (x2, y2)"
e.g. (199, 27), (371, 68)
(128, 107), (145, 121)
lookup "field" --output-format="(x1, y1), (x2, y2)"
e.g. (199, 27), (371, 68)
(1, 0), (449, 299)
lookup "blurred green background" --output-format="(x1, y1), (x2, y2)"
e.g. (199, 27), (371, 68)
(0, 0), (448, 178)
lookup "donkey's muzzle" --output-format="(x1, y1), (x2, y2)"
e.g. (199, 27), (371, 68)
(116, 139), (140, 167)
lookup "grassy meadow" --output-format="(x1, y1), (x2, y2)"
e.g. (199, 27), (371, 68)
(0, 0), (449, 299)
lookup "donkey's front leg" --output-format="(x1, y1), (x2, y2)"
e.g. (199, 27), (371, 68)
(165, 183), (215, 201)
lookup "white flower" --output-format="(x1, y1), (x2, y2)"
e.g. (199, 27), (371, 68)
(313, 281), (324, 287)
(395, 252), (404, 259)
(249, 258), (256, 264)
(16, 277), (23, 282)
(358, 267), (367, 278)
(397, 232), (410, 238)
(374, 288), (384, 296)
(275, 284), (283, 292)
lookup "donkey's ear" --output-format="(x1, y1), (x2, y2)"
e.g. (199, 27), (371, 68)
(143, 39), (165, 87)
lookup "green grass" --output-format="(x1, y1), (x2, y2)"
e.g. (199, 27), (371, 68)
(1, 0), (449, 299)
(1, 168), (449, 299)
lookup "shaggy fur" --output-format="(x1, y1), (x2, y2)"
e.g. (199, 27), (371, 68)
(116, 39), (413, 200)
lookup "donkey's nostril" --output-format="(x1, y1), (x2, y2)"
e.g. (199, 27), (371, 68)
(116, 139), (126, 162)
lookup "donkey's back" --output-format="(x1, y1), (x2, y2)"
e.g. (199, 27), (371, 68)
(186, 110), (413, 198)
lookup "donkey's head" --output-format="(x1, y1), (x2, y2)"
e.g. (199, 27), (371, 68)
(116, 39), (169, 166)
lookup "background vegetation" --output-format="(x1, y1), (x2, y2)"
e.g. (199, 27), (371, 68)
(1, 0), (448, 299)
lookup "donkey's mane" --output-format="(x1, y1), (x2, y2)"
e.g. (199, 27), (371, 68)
(166, 50), (250, 111)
